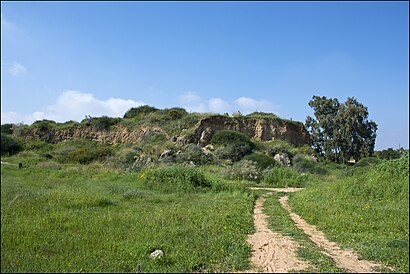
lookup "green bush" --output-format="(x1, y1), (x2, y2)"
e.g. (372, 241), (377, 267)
(293, 154), (328, 175)
(263, 166), (303, 187)
(211, 130), (254, 162)
(124, 151), (139, 165)
(142, 166), (211, 192)
(90, 116), (120, 131)
(174, 144), (214, 165)
(1, 134), (23, 156)
(245, 112), (278, 119)
(354, 156), (381, 168)
(31, 119), (56, 131)
(123, 105), (159, 118)
(57, 144), (113, 164)
(224, 160), (262, 181)
(344, 156), (409, 201)
(1, 124), (14, 134)
(242, 153), (277, 169)
(211, 130), (251, 147)
(374, 148), (402, 160)
(165, 107), (188, 120)
(140, 132), (168, 145)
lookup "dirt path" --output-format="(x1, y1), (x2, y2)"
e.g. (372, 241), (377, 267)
(279, 195), (385, 273)
(1, 161), (17, 166)
(242, 187), (387, 273)
(245, 188), (311, 273)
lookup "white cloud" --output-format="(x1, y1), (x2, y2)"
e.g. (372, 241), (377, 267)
(208, 98), (231, 113)
(0, 111), (56, 125)
(234, 97), (273, 114)
(179, 91), (208, 113)
(179, 91), (202, 104)
(179, 91), (278, 115)
(8, 62), (26, 76)
(1, 90), (145, 125)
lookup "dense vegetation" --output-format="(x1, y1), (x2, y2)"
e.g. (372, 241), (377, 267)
(306, 96), (378, 164)
(1, 105), (408, 272)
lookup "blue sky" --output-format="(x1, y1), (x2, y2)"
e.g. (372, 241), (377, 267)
(1, 1), (408, 150)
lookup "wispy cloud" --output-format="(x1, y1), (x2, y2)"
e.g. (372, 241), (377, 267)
(179, 91), (202, 104)
(8, 62), (27, 76)
(208, 98), (231, 113)
(234, 97), (272, 113)
(179, 91), (278, 115)
(179, 91), (208, 113)
(1, 90), (145, 125)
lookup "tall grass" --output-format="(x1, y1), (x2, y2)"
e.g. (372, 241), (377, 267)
(1, 163), (256, 272)
(289, 156), (409, 272)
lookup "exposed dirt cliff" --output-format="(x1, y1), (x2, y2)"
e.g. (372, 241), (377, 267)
(188, 116), (310, 147)
(22, 125), (169, 145)
(21, 116), (310, 147)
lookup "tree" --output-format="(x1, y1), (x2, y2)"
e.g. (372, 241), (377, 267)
(1, 134), (23, 156)
(305, 96), (377, 164)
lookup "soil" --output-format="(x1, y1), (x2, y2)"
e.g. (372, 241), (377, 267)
(242, 187), (386, 273)
(245, 191), (311, 273)
(279, 195), (385, 273)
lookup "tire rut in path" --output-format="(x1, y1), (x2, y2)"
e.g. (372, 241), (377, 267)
(245, 190), (311, 273)
(279, 195), (386, 273)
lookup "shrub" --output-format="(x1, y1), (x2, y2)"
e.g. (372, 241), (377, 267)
(165, 107), (188, 120)
(242, 153), (277, 169)
(266, 140), (295, 155)
(374, 148), (402, 160)
(90, 116), (120, 131)
(123, 105), (159, 119)
(174, 144), (214, 165)
(124, 151), (139, 165)
(224, 160), (263, 181)
(263, 166), (302, 187)
(343, 155), (409, 201)
(57, 144), (112, 164)
(1, 134), (23, 156)
(31, 119), (56, 131)
(140, 132), (168, 145)
(245, 112), (278, 119)
(1, 124), (14, 134)
(211, 130), (254, 162)
(293, 154), (328, 175)
(142, 166), (211, 192)
(211, 130), (251, 147)
(354, 157), (381, 168)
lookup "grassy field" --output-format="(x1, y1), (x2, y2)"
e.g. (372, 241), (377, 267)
(1, 134), (408, 273)
(289, 156), (409, 273)
(1, 161), (256, 273)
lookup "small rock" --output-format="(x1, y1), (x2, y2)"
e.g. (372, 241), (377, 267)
(150, 249), (164, 259)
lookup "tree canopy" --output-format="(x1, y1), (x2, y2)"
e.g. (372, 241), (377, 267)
(305, 96), (377, 164)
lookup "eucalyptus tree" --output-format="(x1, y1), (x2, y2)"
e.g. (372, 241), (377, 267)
(305, 96), (377, 164)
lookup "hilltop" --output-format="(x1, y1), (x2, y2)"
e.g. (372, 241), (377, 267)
(9, 107), (310, 147)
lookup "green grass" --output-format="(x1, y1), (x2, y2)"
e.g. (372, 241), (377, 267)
(289, 156), (409, 273)
(1, 162), (256, 273)
(262, 192), (343, 273)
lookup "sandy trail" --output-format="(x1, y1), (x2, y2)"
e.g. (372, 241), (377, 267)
(279, 195), (385, 273)
(245, 188), (311, 273)
(242, 187), (386, 273)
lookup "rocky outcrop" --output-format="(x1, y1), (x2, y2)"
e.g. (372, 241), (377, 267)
(188, 116), (310, 147)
